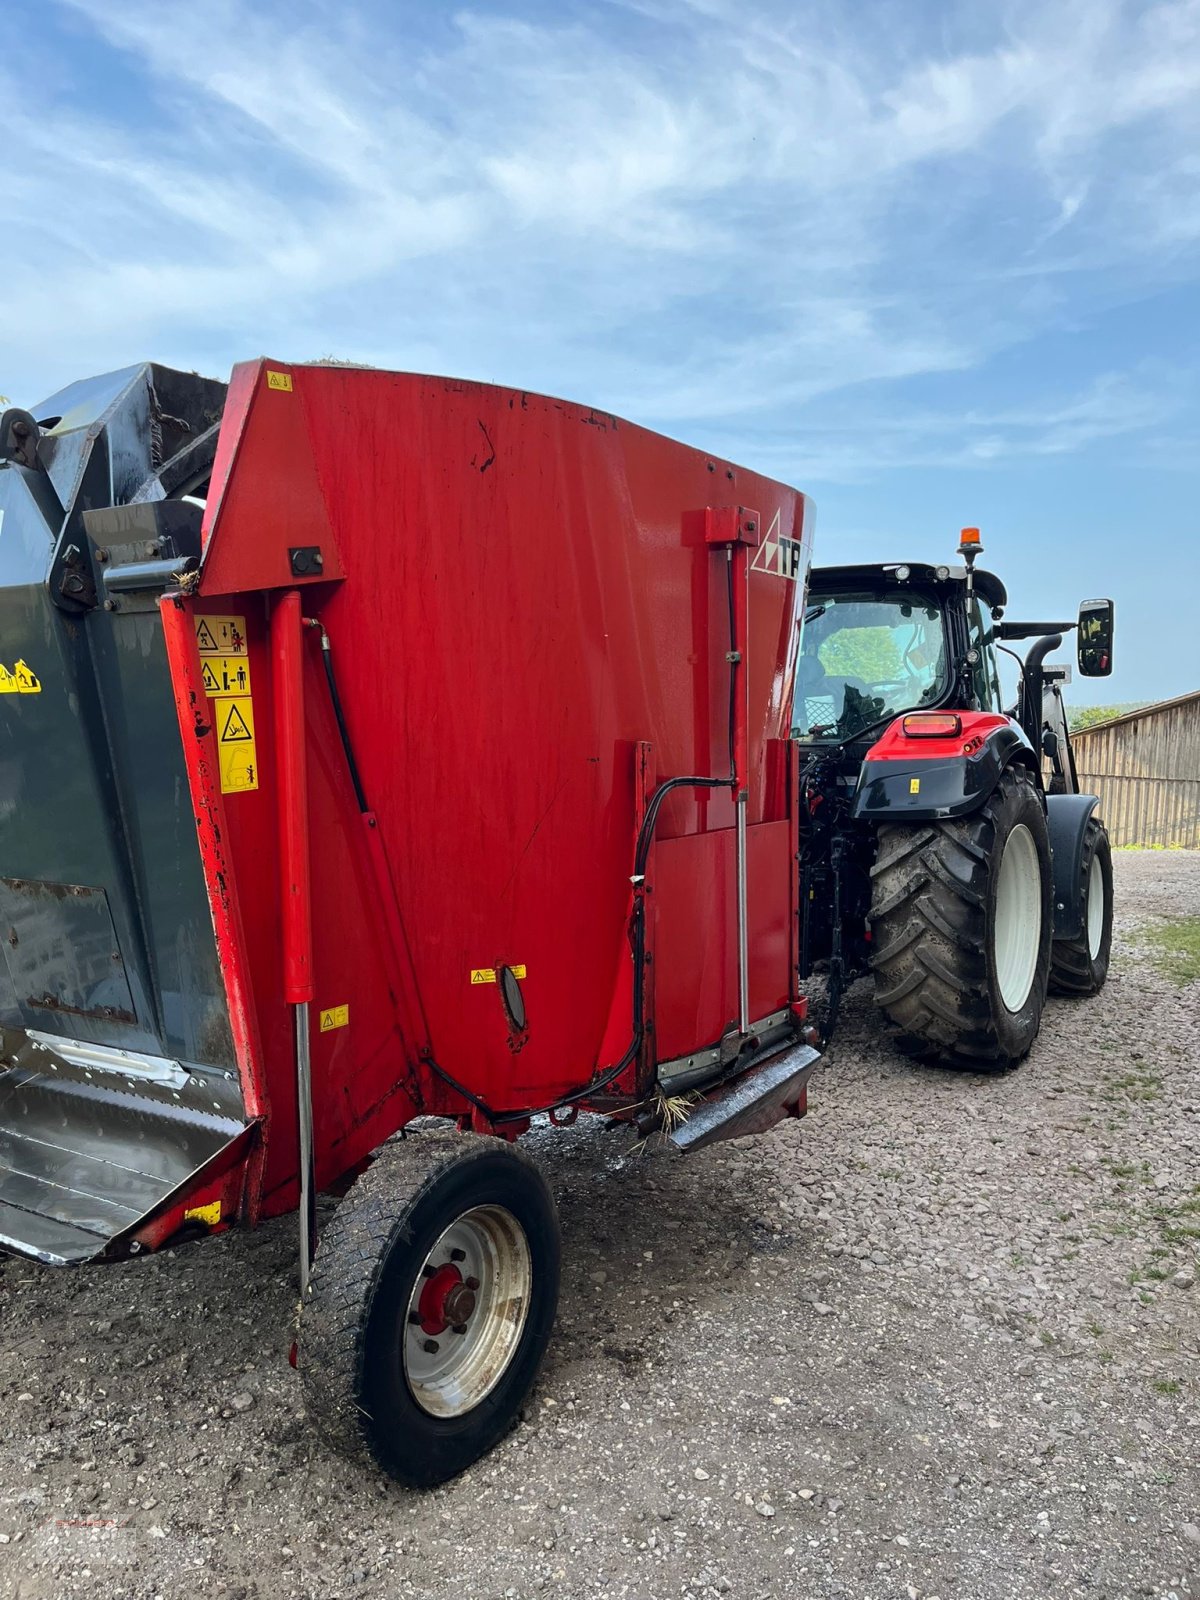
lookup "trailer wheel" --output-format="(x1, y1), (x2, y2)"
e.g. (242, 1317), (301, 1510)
(300, 1130), (560, 1487)
(869, 764), (1052, 1069)
(1049, 817), (1113, 996)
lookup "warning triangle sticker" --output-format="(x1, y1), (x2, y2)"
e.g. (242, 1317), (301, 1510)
(220, 703), (253, 742)
(195, 620), (219, 652)
(201, 662), (221, 693)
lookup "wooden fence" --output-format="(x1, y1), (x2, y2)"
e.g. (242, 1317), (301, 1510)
(1071, 692), (1200, 849)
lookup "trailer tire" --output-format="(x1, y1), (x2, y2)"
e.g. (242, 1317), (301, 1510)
(1049, 817), (1113, 996)
(300, 1129), (560, 1487)
(868, 764), (1052, 1069)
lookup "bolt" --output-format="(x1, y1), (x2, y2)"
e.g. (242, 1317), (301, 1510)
(449, 1247), (466, 1262)
(451, 1324), (468, 1336)
(465, 1276), (480, 1292)
(104, 599), (119, 612)
(95, 548), (109, 563)
(422, 1339), (440, 1354)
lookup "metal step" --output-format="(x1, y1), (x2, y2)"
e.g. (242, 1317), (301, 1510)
(0, 1034), (248, 1265)
(669, 1039), (820, 1153)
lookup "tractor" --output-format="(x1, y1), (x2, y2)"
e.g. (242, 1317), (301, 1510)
(792, 529), (1115, 1066)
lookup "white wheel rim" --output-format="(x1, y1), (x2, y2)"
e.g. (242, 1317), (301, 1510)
(402, 1204), (532, 1419)
(1086, 851), (1104, 960)
(993, 823), (1042, 1012)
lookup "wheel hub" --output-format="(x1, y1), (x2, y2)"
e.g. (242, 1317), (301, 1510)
(416, 1262), (479, 1335)
(402, 1204), (533, 1418)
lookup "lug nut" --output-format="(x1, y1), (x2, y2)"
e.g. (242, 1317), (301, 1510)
(465, 1276), (480, 1291)
(422, 1338), (440, 1354)
(421, 1263), (436, 1279)
(451, 1324), (468, 1336)
(407, 1311), (422, 1325)
(449, 1247), (466, 1262)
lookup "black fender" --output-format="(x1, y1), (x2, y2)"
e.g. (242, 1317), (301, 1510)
(1045, 792), (1100, 940)
(852, 721), (1040, 823)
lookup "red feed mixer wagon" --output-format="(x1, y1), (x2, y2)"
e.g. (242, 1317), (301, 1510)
(0, 360), (821, 1484)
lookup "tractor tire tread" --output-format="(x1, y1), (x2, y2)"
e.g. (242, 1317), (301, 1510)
(868, 765), (1051, 1070)
(301, 1131), (506, 1467)
(1048, 817), (1113, 996)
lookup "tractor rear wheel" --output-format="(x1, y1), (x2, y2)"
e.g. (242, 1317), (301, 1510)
(1049, 816), (1113, 996)
(300, 1129), (560, 1487)
(869, 765), (1053, 1069)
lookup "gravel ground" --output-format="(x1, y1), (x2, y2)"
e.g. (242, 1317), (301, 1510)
(2, 849), (1198, 1600)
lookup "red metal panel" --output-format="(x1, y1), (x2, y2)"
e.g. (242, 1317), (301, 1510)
(651, 820), (793, 1062)
(865, 710), (1011, 761)
(201, 361), (345, 593)
(187, 367), (811, 1153)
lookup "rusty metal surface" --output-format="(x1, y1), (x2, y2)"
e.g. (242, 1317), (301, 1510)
(669, 1040), (819, 1153)
(0, 877), (137, 1025)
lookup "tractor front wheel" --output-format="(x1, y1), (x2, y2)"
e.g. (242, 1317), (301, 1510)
(1049, 816), (1113, 996)
(300, 1130), (560, 1487)
(869, 765), (1053, 1069)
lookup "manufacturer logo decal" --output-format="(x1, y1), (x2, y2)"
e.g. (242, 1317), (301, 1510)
(750, 509), (804, 580)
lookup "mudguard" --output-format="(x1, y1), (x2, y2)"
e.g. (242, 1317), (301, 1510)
(1045, 793), (1101, 940)
(852, 713), (1039, 823)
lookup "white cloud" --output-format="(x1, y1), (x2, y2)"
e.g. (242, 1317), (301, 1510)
(1, 0), (1197, 477)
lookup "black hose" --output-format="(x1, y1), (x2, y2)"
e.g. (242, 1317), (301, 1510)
(314, 626), (369, 814)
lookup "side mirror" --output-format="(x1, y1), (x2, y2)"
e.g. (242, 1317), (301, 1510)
(1077, 598), (1114, 677)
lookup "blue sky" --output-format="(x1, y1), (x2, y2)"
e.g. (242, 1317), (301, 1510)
(4, 0), (1198, 704)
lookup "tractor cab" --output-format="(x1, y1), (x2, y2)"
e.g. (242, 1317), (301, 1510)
(793, 559), (1009, 749)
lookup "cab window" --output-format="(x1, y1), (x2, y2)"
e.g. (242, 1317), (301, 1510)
(968, 598), (1003, 713)
(794, 590), (949, 742)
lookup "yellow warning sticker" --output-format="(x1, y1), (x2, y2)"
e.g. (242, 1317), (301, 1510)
(319, 1004), (350, 1032)
(194, 615), (248, 656)
(909, 777), (921, 794)
(200, 653), (253, 698)
(0, 659), (42, 694)
(183, 1200), (222, 1226)
(217, 695), (258, 794)
(194, 617), (257, 793)
(470, 965), (527, 985)
(266, 370), (293, 392)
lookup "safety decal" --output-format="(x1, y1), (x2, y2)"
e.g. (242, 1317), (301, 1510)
(183, 1201), (222, 1226)
(0, 659), (41, 694)
(470, 965), (527, 985)
(750, 508), (804, 581)
(195, 615), (258, 794)
(319, 1004), (350, 1032)
(194, 615), (247, 656)
(909, 778), (921, 794)
(216, 695), (257, 792)
(200, 654), (252, 697)
(266, 370), (294, 392)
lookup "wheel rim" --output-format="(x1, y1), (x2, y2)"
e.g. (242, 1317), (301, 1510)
(1086, 850), (1104, 960)
(993, 822), (1042, 1012)
(402, 1204), (532, 1419)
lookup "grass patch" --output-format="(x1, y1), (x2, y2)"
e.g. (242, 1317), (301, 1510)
(1144, 917), (1200, 984)
(1153, 1379), (1181, 1396)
